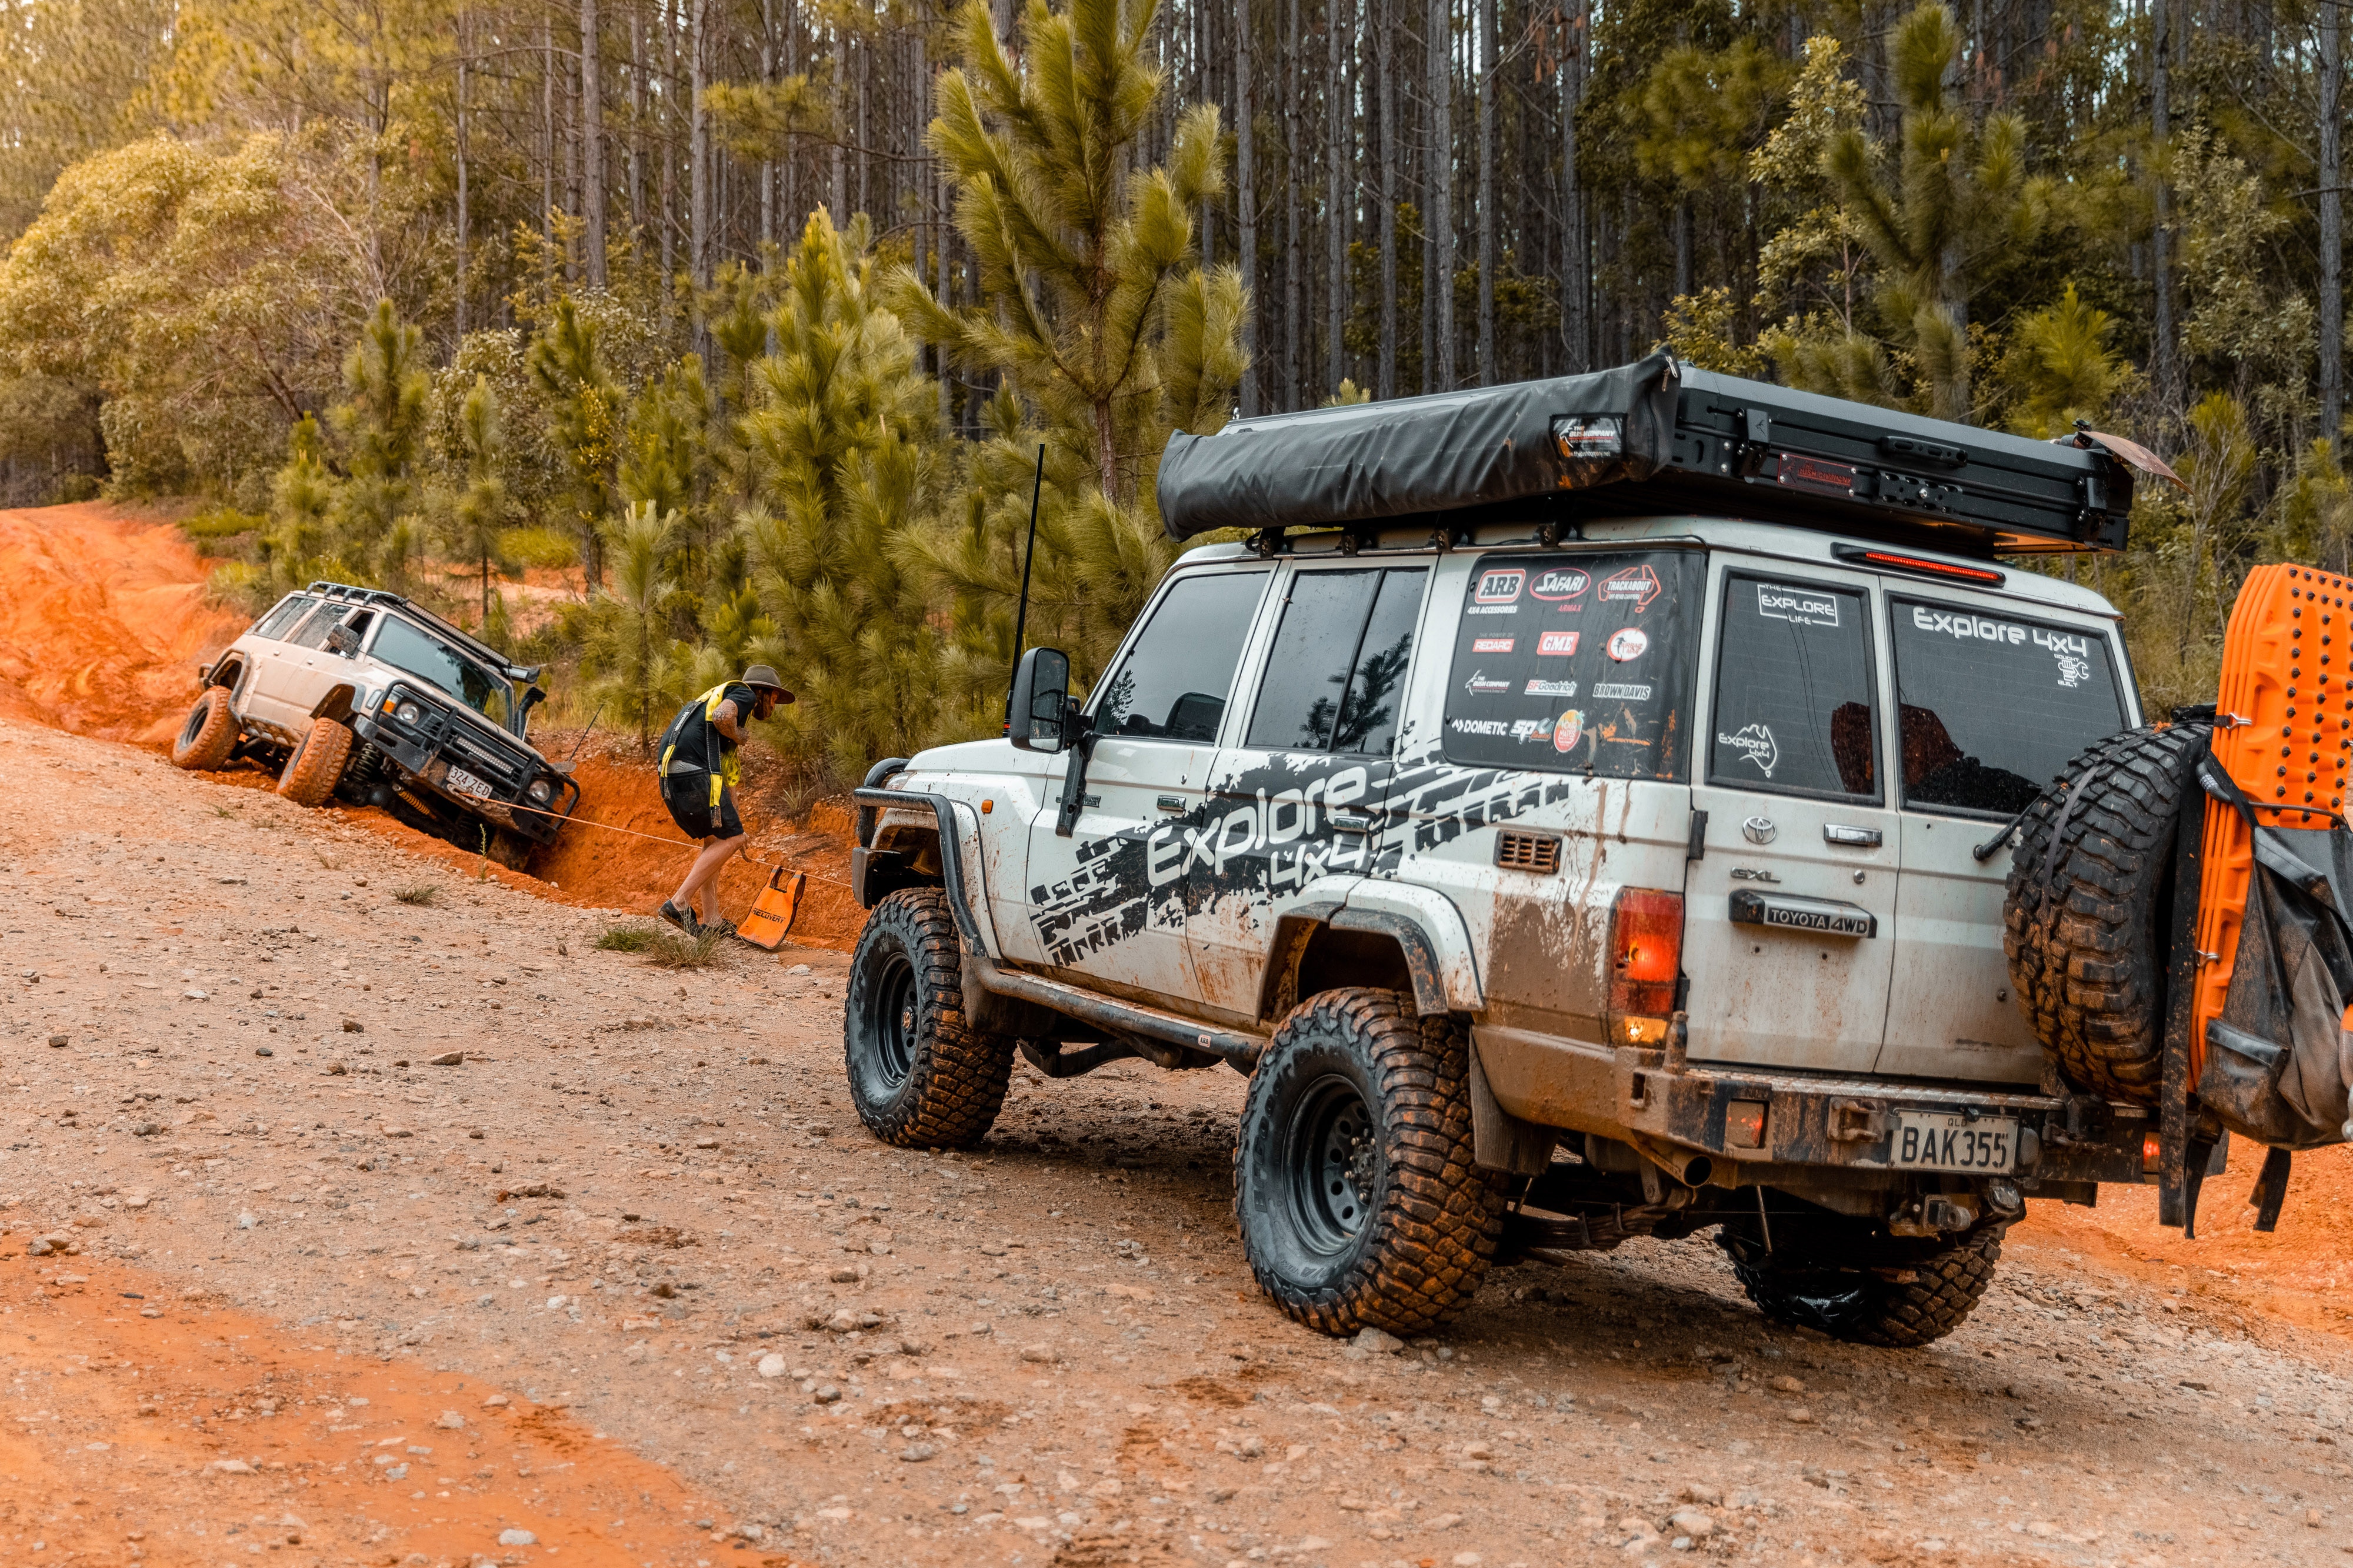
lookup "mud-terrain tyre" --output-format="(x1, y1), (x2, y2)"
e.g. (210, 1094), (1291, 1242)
(843, 888), (1016, 1149)
(276, 717), (354, 807)
(2002, 722), (2209, 1105)
(1235, 990), (1509, 1337)
(171, 688), (239, 770)
(1724, 1226), (2005, 1349)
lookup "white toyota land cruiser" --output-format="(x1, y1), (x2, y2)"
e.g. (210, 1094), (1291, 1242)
(842, 356), (2169, 1346)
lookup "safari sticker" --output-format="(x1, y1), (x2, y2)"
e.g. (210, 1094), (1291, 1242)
(1606, 626), (1648, 662)
(1537, 630), (1581, 656)
(1553, 709), (1585, 752)
(1531, 567), (1591, 603)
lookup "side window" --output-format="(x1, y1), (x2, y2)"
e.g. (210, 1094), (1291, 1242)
(1890, 598), (2127, 816)
(287, 603), (351, 650)
(1708, 575), (1878, 799)
(1440, 549), (1700, 778)
(1246, 566), (1427, 754)
(1088, 570), (1271, 742)
(252, 595), (315, 640)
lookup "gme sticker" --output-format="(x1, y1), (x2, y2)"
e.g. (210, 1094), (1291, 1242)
(1599, 564), (1662, 610)
(1531, 567), (1591, 603)
(1606, 627), (1649, 662)
(1471, 636), (1515, 653)
(1474, 569), (1526, 604)
(1537, 630), (1581, 656)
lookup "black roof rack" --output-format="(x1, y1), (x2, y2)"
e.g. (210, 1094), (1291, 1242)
(303, 581), (540, 682)
(1158, 353), (2135, 557)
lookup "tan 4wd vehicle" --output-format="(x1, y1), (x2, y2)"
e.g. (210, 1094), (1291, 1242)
(171, 581), (578, 867)
(842, 356), (2174, 1346)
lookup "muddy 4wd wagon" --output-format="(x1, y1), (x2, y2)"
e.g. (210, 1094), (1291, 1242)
(172, 581), (578, 866)
(844, 355), (2181, 1346)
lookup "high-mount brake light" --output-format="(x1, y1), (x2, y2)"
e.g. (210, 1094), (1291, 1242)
(1829, 543), (2006, 588)
(1607, 888), (1684, 1045)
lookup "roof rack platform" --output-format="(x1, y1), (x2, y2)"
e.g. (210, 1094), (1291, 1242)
(1158, 354), (2134, 556)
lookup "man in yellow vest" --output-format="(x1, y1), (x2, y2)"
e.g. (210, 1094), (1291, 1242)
(656, 665), (791, 936)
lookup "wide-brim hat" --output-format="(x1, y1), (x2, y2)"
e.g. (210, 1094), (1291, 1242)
(742, 665), (795, 703)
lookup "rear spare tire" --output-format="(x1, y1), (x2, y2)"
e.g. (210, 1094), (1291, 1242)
(1235, 990), (1508, 1337)
(171, 688), (239, 770)
(276, 716), (354, 806)
(1721, 1225), (2005, 1349)
(844, 888), (1016, 1149)
(2002, 722), (2209, 1105)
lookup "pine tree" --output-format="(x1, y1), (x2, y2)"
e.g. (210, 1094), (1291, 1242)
(618, 352), (714, 597)
(526, 298), (622, 589)
(579, 499), (684, 752)
(894, 0), (1248, 696)
(264, 412), (336, 594)
(438, 373), (516, 625)
(326, 299), (431, 583)
(741, 207), (947, 785)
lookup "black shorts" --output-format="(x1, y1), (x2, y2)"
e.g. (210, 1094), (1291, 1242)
(664, 779), (744, 842)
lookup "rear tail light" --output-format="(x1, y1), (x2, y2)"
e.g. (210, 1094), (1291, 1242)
(2142, 1132), (2161, 1173)
(1608, 888), (1684, 1044)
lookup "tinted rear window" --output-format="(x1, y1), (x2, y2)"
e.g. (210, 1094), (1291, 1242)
(1891, 598), (2126, 816)
(1440, 550), (1699, 778)
(1708, 575), (1879, 800)
(1247, 566), (1425, 755)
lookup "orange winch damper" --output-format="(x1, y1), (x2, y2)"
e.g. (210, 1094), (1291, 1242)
(2189, 563), (2353, 1077)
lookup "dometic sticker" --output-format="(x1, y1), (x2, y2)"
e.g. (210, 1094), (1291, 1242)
(1599, 564), (1662, 610)
(1554, 709), (1585, 752)
(1530, 566), (1591, 604)
(1606, 627), (1649, 662)
(1524, 678), (1578, 698)
(1449, 718), (1512, 737)
(1462, 670), (1512, 697)
(1537, 630), (1581, 656)
(1591, 682), (1653, 702)
(1474, 568), (1526, 603)
(1471, 636), (1515, 653)
(1719, 722), (1779, 778)
(1758, 583), (1841, 628)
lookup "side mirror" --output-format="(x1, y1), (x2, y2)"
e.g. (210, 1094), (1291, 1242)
(326, 623), (361, 657)
(1009, 646), (1073, 753)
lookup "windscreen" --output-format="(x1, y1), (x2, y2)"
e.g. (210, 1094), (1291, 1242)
(1440, 549), (1700, 778)
(1088, 569), (1271, 742)
(372, 616), (515, 727)
(1891, 597), (2127, 816)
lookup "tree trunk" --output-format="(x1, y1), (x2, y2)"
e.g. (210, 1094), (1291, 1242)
(2323, 0), (2343, 453)
(690, 0), (709, 288)
(1561, 0), (1587, 372)
(761, 0), (776, 251)
(1378, 0), (1398, 400)
(456, 8), (471, 339)
(1327, 0), (1349, 395)
(1282, 0), (1301, 412)
(582, 0), (606, 286)
(542, 12), (556, 256)
(1475, 0), (1494, 385)
(2151, 0), (2175, 420)
(1428, 0), (1453, 391)
(1237, 0), (1257, 415)
(628, 0), (645, 240)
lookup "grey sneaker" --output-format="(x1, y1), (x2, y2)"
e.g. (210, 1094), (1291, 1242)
(699, 916), (738, 939)
(656, 900), (698, 935)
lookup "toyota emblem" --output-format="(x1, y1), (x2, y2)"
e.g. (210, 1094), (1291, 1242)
(1741, 816), (1777, 846)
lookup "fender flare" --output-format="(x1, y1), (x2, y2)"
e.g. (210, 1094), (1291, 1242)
(1327, 882), (1484, 1015)
(851, 785), (999, 958)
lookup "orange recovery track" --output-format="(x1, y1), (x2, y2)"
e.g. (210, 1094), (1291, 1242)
(2189, 564), (2353, 1078)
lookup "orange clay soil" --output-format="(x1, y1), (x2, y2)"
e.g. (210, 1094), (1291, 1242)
(0, 502), (247, 745)
(0, 1251), (777, 1567)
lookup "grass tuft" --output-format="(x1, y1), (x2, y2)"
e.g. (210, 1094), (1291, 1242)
(595, 922), (660, 952)
(393, 884), (441, 906)
(596, 921), (725, 968)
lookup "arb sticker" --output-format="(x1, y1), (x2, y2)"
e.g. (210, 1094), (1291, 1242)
(1554, 709), (1585, 752)
(1599, 564), (1662, 610)
(1537, 630), (1581, 656)
(1471, 636), (1515, 653)
(1474, 568), (1527, 604)
(1531, 566), (1591, 603)
(1605, 627), (1648, 662)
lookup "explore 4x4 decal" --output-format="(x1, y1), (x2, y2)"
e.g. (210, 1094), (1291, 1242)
(1027, 741), (1583, 967)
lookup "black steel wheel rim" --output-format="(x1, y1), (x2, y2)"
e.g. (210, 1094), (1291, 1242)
(871, 949), (919, 1087)
(180, 697), (210, 748)
(1284, 1072), (1380, 1256)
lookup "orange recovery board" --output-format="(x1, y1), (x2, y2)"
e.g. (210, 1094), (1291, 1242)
(2190, 563), (2353, 1076)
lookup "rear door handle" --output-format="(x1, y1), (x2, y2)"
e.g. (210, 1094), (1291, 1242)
(1822, 824), (1882, 848)
(1156, 795), (1185, 813)
(1330, 810), (1374, 835)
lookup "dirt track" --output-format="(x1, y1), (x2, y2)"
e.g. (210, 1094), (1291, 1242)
(2, 502), (2352, 1568)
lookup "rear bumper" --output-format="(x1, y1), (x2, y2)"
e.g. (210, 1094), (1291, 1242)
(1614, 1046), (2155, 1189)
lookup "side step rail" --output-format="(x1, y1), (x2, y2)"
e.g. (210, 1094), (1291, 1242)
(965, 953), (1266, 1071)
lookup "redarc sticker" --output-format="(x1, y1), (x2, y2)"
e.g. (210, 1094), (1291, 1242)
(1471, 636), (1515, 653)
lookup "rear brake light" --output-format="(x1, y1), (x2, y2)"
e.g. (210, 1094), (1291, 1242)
(2142, 1132), (2161, 1173)
(1608, 888), (1684, 1043)
(1829, 543), (2005, 586)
